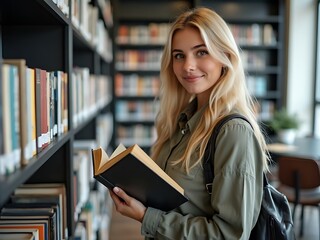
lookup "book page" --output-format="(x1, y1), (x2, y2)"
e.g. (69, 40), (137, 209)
(110, 143), (126, 159)
(98, 147), (110, 169)
(92, 147), (109, 172)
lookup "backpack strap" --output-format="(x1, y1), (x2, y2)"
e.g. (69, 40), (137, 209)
(203, 113), (252, 194)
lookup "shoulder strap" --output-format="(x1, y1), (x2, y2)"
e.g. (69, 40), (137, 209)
(203, 113), (252, 194)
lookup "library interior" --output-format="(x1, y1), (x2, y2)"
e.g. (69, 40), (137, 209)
(0, 0), (319, 239)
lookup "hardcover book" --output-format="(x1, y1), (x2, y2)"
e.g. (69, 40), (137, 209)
(0, 219), (48, 240)
(91, 144), (188, 211)
(0, 222), (46, 240)
(13, 183), (67, 239)
(0, 229), (38, 240)
(3, 59), (33, 166)
(0, 207), (56, 240)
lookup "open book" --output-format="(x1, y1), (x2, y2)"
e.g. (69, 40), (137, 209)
(91, 144), (188, 211)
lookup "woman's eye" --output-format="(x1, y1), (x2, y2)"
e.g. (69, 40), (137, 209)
(173, 53), (184, 59)
(197, 50), (208, 56)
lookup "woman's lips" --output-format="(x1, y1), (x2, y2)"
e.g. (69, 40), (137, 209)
(183, 75), (204, 82)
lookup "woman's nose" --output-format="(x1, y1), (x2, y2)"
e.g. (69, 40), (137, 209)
(183, 56), (196, 72)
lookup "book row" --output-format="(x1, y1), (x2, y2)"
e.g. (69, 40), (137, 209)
(0, 137), (113, 240)
(115, 100), (159, 122)
(95, 113), (114, 152)
(72, 67), (112, 128)
(247, 75), (269, 97)
(72, 118), (114, 222)
(116, 124), (156, 147)
(115, 50), (162, 71)
(241, 50), (272, 70)
(229, 23), (277, 46)
(71, 0), (113, 62)
(115, 73), (160, 97)
(0, 123), (113, 240)
(0, 61), (112, 177)
(0, 183), (68, 240)
(73, 139), (113, 240)
(0, 60), (68, 176)
(116, 23), (277, 47)
(117, 23), (171, 45)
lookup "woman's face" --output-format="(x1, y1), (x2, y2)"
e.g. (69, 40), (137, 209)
(172, 26), (223, 105)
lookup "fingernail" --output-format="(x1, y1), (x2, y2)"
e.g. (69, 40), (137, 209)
(114, 187), (119, 193)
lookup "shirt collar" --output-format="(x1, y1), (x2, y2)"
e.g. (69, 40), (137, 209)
(178, 98), (207, 134)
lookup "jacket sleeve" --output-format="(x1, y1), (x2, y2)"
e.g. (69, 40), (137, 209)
(141, 120), (264, 240)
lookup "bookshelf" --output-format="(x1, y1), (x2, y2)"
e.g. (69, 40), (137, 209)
(197, 0), (286, 121)
(112, 0), (192, 151)
(112, 0), (287, 148)
(0, 0), (114, 239)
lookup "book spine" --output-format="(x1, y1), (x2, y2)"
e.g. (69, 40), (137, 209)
(62, 73), (68, 133)
(9, 65), (21, 170)
(25, 65), (33, 162)
(34, 68), (42, 151)
(52, 72), (58, 137)
(49, 72), (55, 141)
(29, 68), (37, 156)
(40, 69), (49, 148)
(4, 59), (32, 166)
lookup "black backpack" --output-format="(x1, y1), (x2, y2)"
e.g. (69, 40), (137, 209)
(203, 114), (296, 240)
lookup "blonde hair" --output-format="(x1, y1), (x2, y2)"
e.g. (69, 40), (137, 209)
(151, 7), (270, 171)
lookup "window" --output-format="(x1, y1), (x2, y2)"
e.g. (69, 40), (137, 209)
(314, 0), (320, 137)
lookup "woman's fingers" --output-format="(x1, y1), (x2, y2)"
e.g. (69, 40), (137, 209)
(109, 187), (147, 222)
(113, 187), (131, 204)
(109, 188), (124, 206)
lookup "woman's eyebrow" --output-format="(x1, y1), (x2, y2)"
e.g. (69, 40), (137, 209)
(192, 44), (206, 50)
(172, 44), (206, 53)
(172, 49), (183, 53)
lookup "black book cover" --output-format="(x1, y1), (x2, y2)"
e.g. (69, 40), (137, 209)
(92, 145), (188, 211)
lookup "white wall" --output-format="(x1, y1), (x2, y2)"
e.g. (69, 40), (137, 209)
(287, 0), (316, 136)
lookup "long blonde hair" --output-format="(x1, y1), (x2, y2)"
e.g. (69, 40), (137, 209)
(151, 7), (270, 171)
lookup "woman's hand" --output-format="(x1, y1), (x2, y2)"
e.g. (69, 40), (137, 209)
(109, 187), (147, 222)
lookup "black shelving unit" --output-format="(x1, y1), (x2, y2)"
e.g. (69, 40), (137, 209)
(0, 0), (114, 238)
(112, 0), (287, 148)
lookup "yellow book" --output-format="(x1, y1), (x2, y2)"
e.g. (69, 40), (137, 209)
(29, 68), (37, 156)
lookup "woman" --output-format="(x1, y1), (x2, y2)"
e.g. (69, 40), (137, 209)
(110, 7), (270, 239)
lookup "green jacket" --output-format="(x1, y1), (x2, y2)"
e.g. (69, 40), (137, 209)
(141, 102), (264, 240)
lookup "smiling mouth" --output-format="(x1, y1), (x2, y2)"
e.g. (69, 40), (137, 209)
(183, 75), (204, 81)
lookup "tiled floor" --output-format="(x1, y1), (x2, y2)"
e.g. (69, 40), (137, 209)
(293, 205), (319, 240)
(109, 207), (143, 240)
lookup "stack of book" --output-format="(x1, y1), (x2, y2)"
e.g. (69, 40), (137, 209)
(0, 183), (67, 240)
